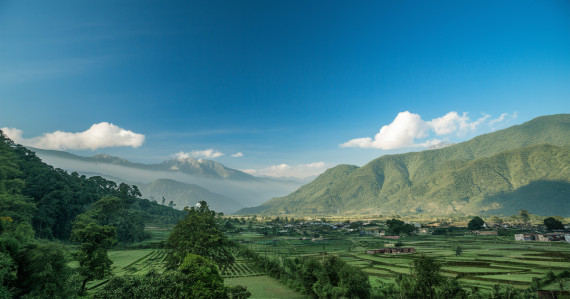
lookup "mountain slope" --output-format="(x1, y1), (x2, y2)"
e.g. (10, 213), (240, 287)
(29, 148), (255, 180)
(140, 179), (243, 214)
(28, 148), (303, 208)
(239, 114), (570, 216)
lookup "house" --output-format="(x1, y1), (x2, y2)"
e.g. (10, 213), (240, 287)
(515, 233), (536, 241)
(515, 233), (565, 242)
(366, 247), (416, 254)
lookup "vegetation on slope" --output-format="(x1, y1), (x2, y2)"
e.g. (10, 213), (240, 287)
(0, 130), (185, 297)
(240, 114), (570, 216)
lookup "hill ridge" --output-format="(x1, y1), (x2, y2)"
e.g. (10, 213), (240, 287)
(238, 114), (570, 216)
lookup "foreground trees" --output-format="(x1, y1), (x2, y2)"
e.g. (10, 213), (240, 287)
(95, 255), (229, 298)
(240, 249), (371, 298)
(71, 223), (117, 294)
(165, 201), (236, 270)
(96, 202), (248, 299)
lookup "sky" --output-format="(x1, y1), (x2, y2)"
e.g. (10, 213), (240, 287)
(1, 1), (569, 179)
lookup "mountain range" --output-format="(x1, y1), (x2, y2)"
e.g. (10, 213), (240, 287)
(238, 114), (570, 217)
(29, 148), (303, 214)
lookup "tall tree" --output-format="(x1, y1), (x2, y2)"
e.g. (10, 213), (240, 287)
(165, 201), (235, 270)
(178, 253), (228, 298)
(71, 223), (116, 294)
(519, 209), (530, 227)
(413, 255), (443, 299)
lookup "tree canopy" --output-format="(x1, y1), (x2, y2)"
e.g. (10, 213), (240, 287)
(544, 217), (564, 231)
(165, 201), (236, 270)
(468, 216), (485, 230)
(386, 219), (417, 236)
(71, 223), (117, 294)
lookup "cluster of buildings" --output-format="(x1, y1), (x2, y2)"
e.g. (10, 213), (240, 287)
(514, 233), (570, 242)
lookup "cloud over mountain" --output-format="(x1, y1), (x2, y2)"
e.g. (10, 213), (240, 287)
(1, 122), (145, 150)
(174, 149), (225, 160)
(243, 161), (328, 179)
(341, 111), (514, 150)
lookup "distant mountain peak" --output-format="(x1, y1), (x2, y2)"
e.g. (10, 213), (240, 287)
(90, 153), (133, 165)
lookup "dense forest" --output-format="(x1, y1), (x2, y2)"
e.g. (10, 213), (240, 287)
(0, 130), (184, 297)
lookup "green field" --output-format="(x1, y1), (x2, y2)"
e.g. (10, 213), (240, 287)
(229, 232), (570, 291)
(86, 248), (168, 291)
(83, 228), (570, 296)
(84, 248), (304, 298)
(225, 276), (307, 298)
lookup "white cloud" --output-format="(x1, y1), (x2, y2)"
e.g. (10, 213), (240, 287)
(1, 122), (145, 150)
(427, 112), (462, 135)
(231, 152), (244, 158)
(341, 111), (427, 149)
(341, 111), (510, 150)
(243, 162), (329, 179)
(427, 112), (489, 136)
(174, 149), (224, 160)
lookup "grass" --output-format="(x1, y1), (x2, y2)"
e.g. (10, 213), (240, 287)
(225, 275), (308, 299)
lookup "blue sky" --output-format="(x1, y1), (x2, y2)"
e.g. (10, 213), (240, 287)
(1, 1), (569, 178)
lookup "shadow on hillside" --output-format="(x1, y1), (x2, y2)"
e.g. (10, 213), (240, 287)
(483, 180), (570, 216)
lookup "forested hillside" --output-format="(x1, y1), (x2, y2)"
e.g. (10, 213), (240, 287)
(0, 130), (184, 297)
(239, 114), (570, 216)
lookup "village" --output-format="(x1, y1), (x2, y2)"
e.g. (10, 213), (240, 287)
(224, 214), (570, 248)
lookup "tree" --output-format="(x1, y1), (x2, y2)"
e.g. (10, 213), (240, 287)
(519, 209), (530, 227)
(544, 217), (564, 231)
(73, 197), (146, 243)
(468, 216), (485, 230)
(15, 243), (73, 298)
(228, 285), (251, 299)
(338, 264), (372, 299)
(178, 254), (228, 298)
(165, 201), (235, 270)
(455, 246), (463, 256)
(71, 223), (116, 294)
(95, 269), (184, 298)
(386, 219), (417, 236)
(413, 255), (443, 299)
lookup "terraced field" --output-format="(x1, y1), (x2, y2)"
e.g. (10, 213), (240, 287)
(231, 232), (570, 291)
(221, 260), (265, 278)
(82, 231), (569, 295)
(86, 249), (168, 291)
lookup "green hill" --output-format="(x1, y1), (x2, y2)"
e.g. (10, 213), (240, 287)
(238, 114), (570, 217)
